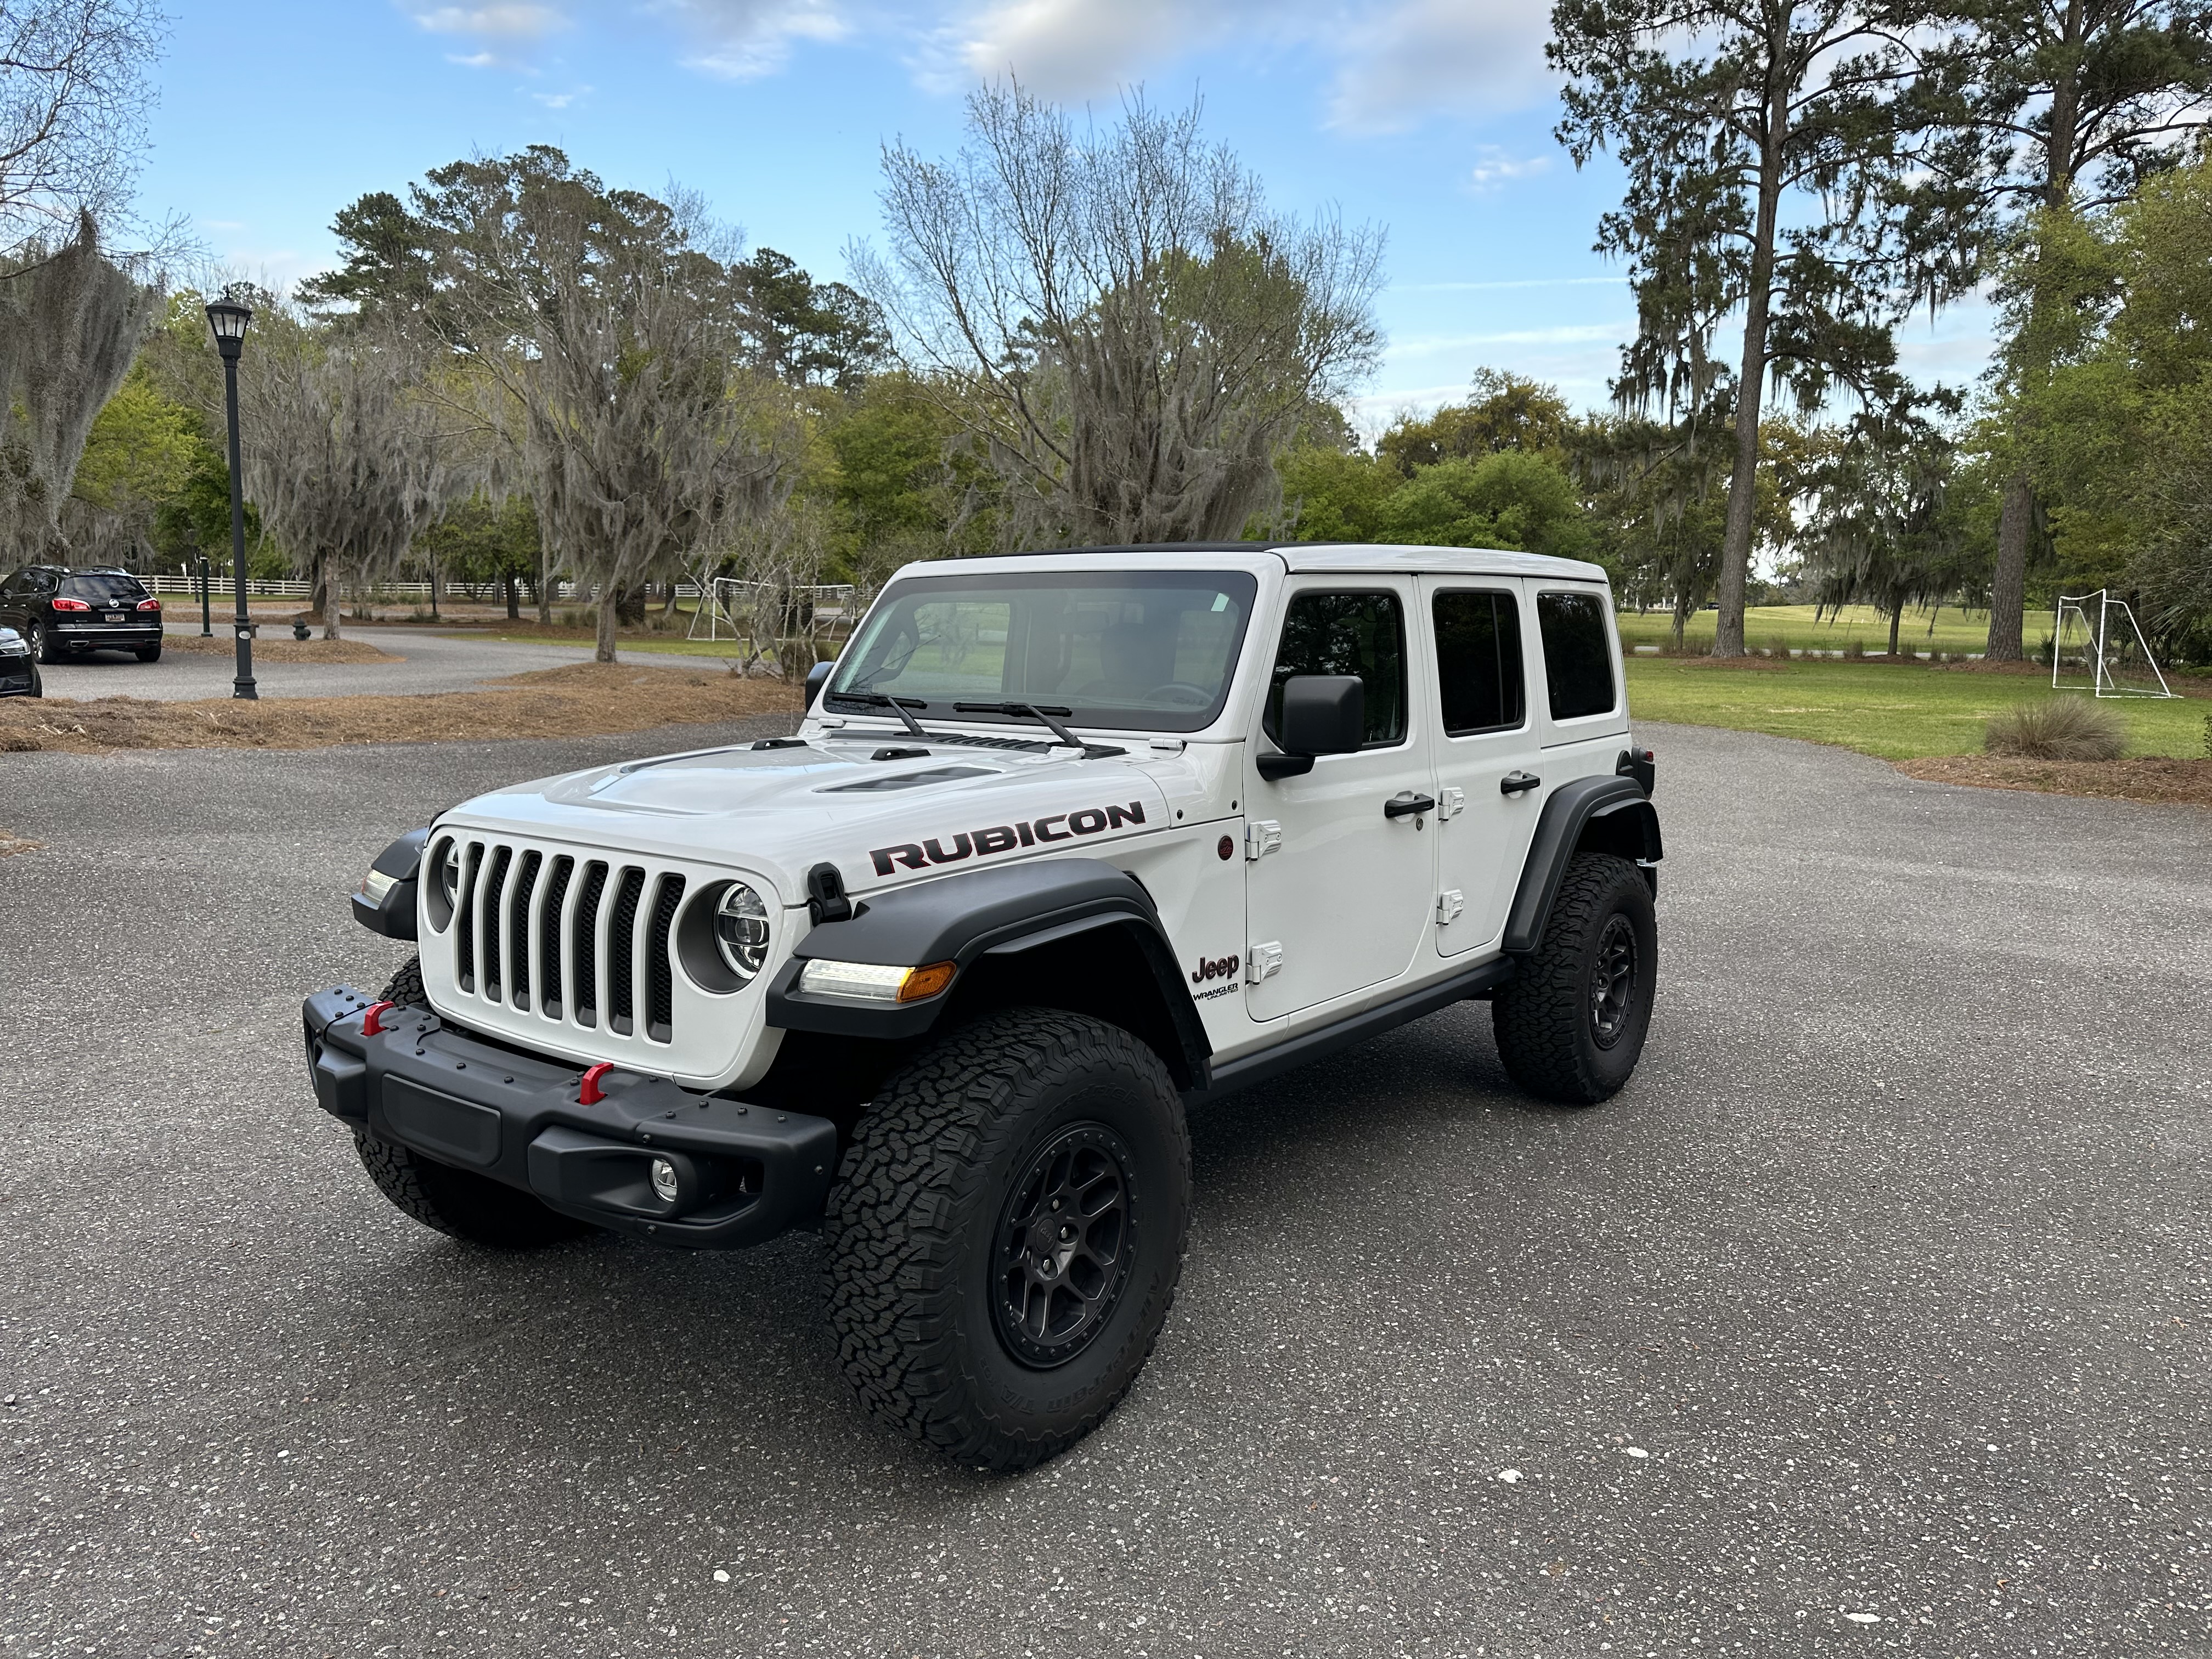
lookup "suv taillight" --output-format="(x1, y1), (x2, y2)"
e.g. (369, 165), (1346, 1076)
(51, 597), (89, 612)
(137, 597), (161, 611)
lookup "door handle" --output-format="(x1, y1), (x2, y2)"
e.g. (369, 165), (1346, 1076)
(1383, 793), (1437, 819)
(1500, 771), (1541, 797)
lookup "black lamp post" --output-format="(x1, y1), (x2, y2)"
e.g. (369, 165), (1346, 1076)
(205, 296), (257, 699)
(197, 553), (212, 635)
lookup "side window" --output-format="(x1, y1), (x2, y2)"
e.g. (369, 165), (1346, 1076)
(1433, 590), (1525, 735)
(1536, 590), (1617, 721)
(1265, 590), (1408, 747)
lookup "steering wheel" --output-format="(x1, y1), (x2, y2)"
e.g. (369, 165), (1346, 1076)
(1143, 682), (1212, 709)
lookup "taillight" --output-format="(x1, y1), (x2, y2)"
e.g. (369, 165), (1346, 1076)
(137, 597), (161, 612)
(52, 597), (89, 612)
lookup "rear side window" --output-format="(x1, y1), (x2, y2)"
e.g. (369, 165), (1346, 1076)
(1265, 590), (1407, 747)
(1537, 590), (1617, 720)
(1433, 590), (1525, 735)
(60, 573), (147, 602)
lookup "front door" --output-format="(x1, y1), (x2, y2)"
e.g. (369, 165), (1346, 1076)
(1423, 580), (1545, 955)
(1243, 580), (1436, 1022)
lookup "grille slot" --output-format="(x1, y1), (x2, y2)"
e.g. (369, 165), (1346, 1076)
(572, 861), (608, 1028)
(507, 850), (541, 1009)
(454, 842), (481, 992)
(646, 876), (685, 1043)
(538, 855), (573, 1017)
(606, 867), (646, 1035)
(478, 845), (513, 1002)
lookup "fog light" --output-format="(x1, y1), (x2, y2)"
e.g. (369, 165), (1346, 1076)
(649, 1157), (680, 1204)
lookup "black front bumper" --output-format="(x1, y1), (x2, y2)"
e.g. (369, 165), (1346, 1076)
(303, 986), (837, 1249)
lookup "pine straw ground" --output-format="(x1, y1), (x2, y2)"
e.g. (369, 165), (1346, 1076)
(0, 662), (801, 754)
(1893, 754), (2212, 807)
(159, 633), (400, 664)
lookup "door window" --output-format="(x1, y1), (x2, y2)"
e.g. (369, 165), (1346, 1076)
(1433, 590), (1525, 735)
(1536, 590), (1617, 720)
(1264, 591), (1407, 747)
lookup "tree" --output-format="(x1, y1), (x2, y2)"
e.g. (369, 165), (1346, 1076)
(859, 84), (1384, 548)
(0, 0), (162, 258)
(234, 305), (452, 640)
(1801, 413), (1974, 655)
(63, 355), (199, 562)
(415, 494), (539, 620)
(733, 247), (887, 390)
(409, 148), (802, 660)
(1912, 0), (2212, 659)
(1552, 0), (1973, 656)
(1376, 368), (1573, 474)
(0, 210), (159, 560)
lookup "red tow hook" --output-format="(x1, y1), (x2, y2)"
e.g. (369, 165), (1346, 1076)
(578, 1062), (614, 1105)
(359, 1000), (397, 1036)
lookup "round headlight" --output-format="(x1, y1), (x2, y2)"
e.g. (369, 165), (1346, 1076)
(714, 883), (771, 982)
(438, 850), (461, 914)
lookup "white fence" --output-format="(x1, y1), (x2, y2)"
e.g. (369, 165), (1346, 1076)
(144, 574), (710, 602)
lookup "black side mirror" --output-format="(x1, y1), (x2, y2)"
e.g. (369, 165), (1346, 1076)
(804, 659), (835, 708)
(1260, 674), (1364, 780)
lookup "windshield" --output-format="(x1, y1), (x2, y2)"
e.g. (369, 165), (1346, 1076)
(828, 570), (1259, 733)
(60, 573), (148, 602)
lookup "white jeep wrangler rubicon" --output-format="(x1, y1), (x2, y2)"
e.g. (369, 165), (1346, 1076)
(306, 542), (1661, 1468)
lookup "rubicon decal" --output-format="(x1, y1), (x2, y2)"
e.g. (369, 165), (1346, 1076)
(870, 801), (1148, 876)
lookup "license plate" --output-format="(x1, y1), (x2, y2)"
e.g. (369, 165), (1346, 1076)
(105, 612), (127, 623)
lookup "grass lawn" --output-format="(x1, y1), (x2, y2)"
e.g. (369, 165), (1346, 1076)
(1623, 656), (2210, 760)
(1617, 603), (2011, 656)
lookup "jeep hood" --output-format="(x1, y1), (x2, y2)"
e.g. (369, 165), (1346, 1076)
(436, 733), (1180, 906)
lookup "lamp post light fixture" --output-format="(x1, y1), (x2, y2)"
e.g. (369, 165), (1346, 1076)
(205, 296), (257, 700)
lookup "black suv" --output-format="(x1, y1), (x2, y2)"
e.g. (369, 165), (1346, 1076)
(0, 566), (164, 663)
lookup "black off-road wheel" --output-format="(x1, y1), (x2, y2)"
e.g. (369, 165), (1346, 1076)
(1492, 852), (1657, 1105)
(825, 1008), (1192, 1471)
(351, 953), (591, 1248)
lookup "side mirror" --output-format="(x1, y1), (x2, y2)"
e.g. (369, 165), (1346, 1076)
(804, 659), (835, 708)
(1260, 674), (1364, 781)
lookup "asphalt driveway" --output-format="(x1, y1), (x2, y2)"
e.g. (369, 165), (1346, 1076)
(1, 721), (2206, 1658)
(33, 628), (718, 701)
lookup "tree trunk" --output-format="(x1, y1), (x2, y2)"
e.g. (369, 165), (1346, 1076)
(595, 588), (619, 663)
(428, 557), (441, 622)
(1888, 605), (1903, 658)
(1987, 471), (2034, 661)
(538, 543), (554, 625)
(1715, 89), (1787, 659)
(504, 573), (520, 621)
(309, 551), (329, 624)
(323, 566), (344, 641)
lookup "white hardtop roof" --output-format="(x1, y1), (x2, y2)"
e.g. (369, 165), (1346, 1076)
(887, 543), (1610, 585)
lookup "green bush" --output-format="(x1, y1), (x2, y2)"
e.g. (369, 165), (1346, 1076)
(1985, 697), (2127, 760)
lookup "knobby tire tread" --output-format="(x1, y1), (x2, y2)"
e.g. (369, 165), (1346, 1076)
(1492, 852), (1651, 1105)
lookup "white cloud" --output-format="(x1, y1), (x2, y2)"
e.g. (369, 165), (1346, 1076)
(940, 0), (1553, 129)
(656, 0), (849, 80)
(446, 50), (499, 65)
(531, 85), (591, 106)
(410, 3), (568, 36)
(1466, 145), (1550, 191)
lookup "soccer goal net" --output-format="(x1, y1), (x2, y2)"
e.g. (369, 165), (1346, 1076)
(2052, 590), (2178, 698)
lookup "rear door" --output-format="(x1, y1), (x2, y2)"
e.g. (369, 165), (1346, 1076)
(1242, 579), (1436, 1022)
(1422, 579), (1544, 955)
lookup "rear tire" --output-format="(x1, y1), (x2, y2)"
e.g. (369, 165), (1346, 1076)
(1492, 852), (1657, 1105)
(825, 1008), (1191, 1470)
(352, 1130), (592, 1247)
(135, 644), (161, 662)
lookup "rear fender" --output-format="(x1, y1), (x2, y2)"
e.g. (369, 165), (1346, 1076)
(1502, 776), (1662, 954)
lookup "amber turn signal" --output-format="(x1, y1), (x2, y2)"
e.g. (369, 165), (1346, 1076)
(896, 961), (957, 1002)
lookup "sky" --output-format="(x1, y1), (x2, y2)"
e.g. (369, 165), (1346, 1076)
(132, 0), (1997, 432)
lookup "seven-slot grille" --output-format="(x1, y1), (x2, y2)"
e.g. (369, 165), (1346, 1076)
(443, 836), (686, 1043)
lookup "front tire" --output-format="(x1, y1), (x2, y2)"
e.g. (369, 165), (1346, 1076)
(27, 622), (55, 665)
(825, 1008), (1192, 1470)
(1492, 852), (1657, 1105)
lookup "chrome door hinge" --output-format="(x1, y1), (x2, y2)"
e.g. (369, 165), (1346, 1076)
(1438, 787), (1465, 821)
(1436, 889), (1464, 924)
(1246, 820), (1282, 860)
(1245, 942), (1283, 983)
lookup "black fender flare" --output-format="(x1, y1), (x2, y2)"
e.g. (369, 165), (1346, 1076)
(1502, 776), (1662, 955)
(352, 827), (430, 941)
(764, 857), (1213, 1086)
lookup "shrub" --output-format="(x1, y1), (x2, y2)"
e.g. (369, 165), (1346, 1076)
(2201, 710), (2210, 760)
(1842, 637), (1865, 660)
(1985, 697), (2127, 760)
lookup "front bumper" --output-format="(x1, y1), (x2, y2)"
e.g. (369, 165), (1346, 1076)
(303, 986), (837, 1248)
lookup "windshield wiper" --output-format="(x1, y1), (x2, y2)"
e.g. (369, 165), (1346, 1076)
(954, 702), (1124, 759)
(823, 690), (930, 740)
